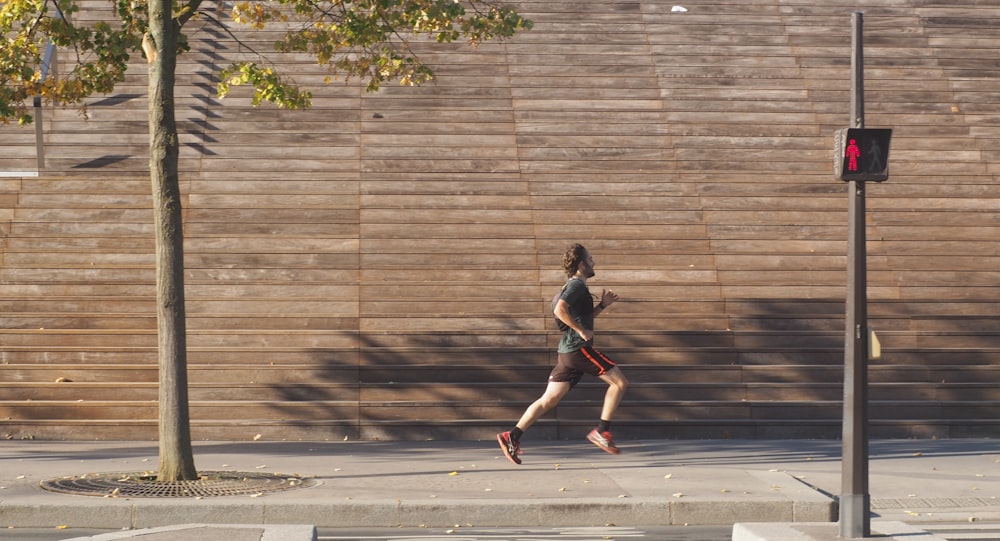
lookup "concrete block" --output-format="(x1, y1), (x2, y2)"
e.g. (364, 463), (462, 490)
(1, 502), (132, 529)
(130, 501), (264, 528)
(673, 500), (793, 525)
(266, 501), (402, 527)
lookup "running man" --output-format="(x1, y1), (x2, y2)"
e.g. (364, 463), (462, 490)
(497, 243), (629, 464)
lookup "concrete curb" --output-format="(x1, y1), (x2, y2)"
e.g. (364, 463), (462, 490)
(1, 495), (836, 529)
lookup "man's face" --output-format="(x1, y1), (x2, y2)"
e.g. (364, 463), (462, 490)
(580, 251), (596, 278)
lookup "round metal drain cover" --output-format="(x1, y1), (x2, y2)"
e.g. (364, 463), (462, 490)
(40, 471), (318, 498)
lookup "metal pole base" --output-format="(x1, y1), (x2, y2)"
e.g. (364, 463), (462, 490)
(839, 493), (871, 538)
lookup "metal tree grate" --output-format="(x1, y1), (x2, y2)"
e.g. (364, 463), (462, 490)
(40, 471), (318, 498)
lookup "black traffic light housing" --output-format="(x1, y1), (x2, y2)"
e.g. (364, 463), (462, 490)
(834, 128), (892, 182)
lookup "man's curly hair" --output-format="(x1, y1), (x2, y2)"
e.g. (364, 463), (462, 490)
(562, 243), (588, 277)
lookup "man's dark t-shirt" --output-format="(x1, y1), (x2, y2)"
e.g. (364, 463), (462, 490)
(557, 278), (595, 353)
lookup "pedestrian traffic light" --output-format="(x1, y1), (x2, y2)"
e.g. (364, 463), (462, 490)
(834, 128), (892, 182)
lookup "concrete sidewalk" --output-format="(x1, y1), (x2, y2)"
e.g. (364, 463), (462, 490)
(1, 439), (998, 537)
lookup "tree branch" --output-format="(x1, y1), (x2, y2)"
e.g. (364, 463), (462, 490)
(176, 0), (205, 28)
(200, 11), (267, 57)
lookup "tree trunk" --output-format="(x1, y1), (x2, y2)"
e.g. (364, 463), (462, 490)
(148, 0), (197, 482)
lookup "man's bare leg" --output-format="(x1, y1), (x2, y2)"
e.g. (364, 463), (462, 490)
(516, 380), (572, 431)
(598, 367), (629, 422)
(498, 380), (571, 464)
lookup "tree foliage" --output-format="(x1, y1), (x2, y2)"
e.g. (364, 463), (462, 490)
(0, 0), (143, 123)
(0, 0), (532, 119)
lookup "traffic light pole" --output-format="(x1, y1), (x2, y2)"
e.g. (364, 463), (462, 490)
(840, 10), (871, 539)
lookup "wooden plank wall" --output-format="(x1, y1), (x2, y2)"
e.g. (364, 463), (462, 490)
(1, 0), (1000, 441)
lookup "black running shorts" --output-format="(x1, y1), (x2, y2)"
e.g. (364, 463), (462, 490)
(549, 345), (617, 388)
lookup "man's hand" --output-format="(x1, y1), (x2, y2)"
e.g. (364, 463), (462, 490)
(600, 289), (620, 308)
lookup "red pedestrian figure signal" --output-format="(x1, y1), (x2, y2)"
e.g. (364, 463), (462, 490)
(845, 138), (861, 172)
(834, 128), (892, 182)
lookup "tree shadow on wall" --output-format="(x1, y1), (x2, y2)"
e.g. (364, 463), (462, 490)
(257, 297), (1000, 441)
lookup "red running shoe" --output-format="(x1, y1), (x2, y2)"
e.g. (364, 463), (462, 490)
(496, 431), (522, 465)
(587, 428), (620, 455)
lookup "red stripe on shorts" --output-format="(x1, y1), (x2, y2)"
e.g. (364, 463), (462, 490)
(580, 346), (615, 376)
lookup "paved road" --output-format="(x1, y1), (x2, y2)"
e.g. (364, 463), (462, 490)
(4, 526), (734, 541)
(318, 526), (733, 541)
(12, 522), (1000, 541)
